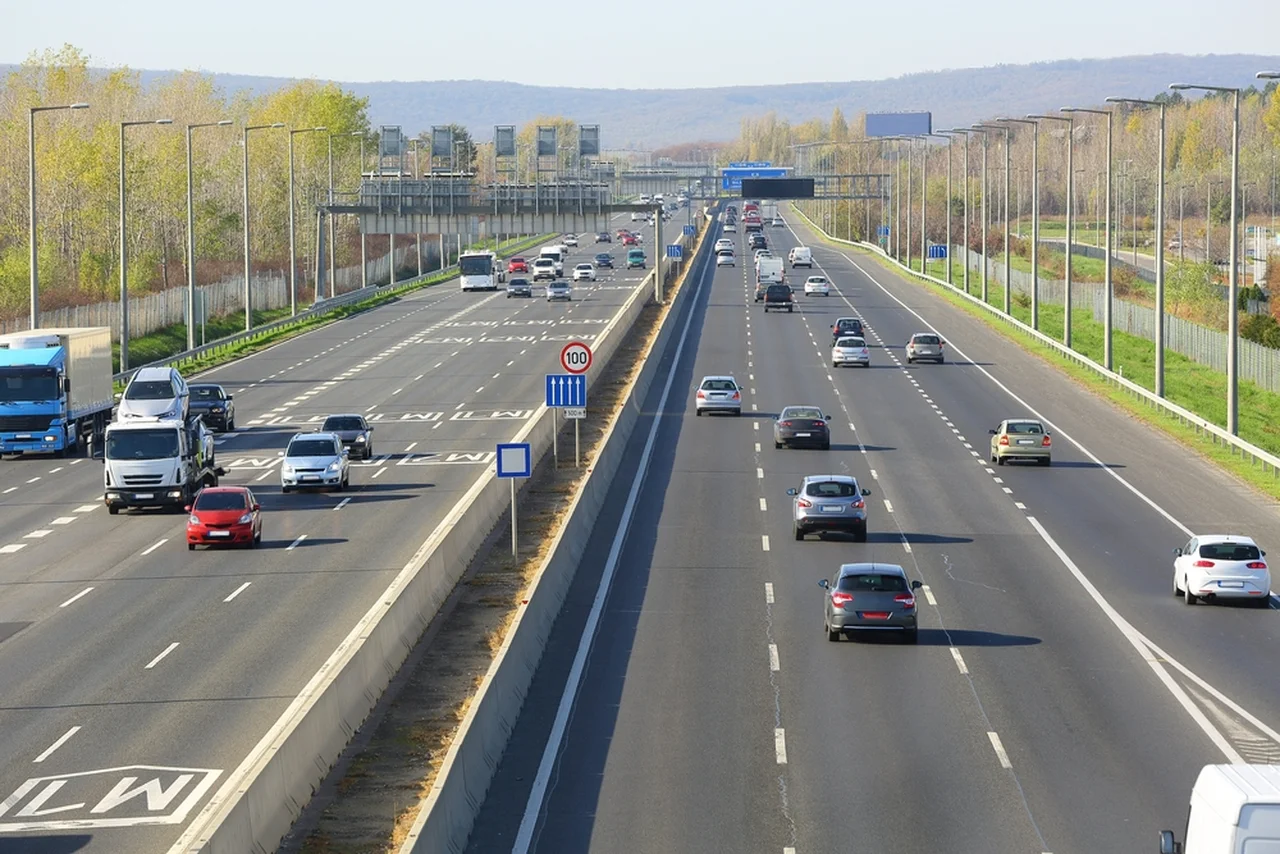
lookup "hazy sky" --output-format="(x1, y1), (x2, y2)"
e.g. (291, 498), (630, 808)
(5, 0), (1279, 89)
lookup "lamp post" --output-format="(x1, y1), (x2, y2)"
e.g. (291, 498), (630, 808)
(933, 132), (959, 284)
(1029, 114), (1075, 347)
(1067, 106), (1117, 371)
(243, 122), (285, 332)
(28, 102), (90, 330)
(1178, 185), (1186, 263)
(969, 127), (991, 302)
(946, 129), (974, 294)
(326, 132), (361, 301)
(977, 124), (1012, 313)
(358, 133), (369, 287)
(186, 120), (233, 351)
(119, 118), (174, 373)
(409, 137), (423, 277)
(289, 126), (327, 317)
(999, 118), (1041, 328)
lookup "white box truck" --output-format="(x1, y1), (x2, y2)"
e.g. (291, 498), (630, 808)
(1161, 764), (1280, 853)
(0, 327), (114, 457)
(101, 416), (223, 514)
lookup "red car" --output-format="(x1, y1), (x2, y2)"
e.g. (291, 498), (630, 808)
(616, 228), (630, 238)
(507, 257), (528, 273)
(186, 486), (262, 550)
(622, 235), (638, 246)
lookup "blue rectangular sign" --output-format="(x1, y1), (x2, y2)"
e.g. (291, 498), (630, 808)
(877, 225), (891, 237)
(682, 225), (695, 236)
(729, 161), (772, 168)
(927, 244), (948, 259)
(666, 244), (683, 259)
(545, 374), (587, 408)
(496, 442), (532, 478)
(721, 167), (788, 191)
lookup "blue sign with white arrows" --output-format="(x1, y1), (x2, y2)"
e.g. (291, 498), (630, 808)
(927, 244), (948, 259)
(545, 374), (587, 408)
(683, 224), (695, 236)
(878, 225), (891, 237)
(666, 244), (683, 260)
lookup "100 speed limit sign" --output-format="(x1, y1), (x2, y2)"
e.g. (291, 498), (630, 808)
(560, 341), (593, 374)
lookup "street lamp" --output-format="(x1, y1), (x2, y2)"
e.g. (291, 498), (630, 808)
(998, 118), (1041, 328)
(119, 118), (174, 373)
(968, 127), (991, 302)
(931, 132), (959, 285)
(1028, 114), (1076, 347)
(1173, 81), (1241, 434)
(325, 132), (362, 301)
(946, 129), (974, 294)
(289, 126), (327, 317)
(977, 124), (1012, 313)
(409, 137), (423, 278)
(243, 122), (285, 332)
(186, 120), (233, 351)
(1066, 106), (1116, 371)
(28, 102), (89, 329)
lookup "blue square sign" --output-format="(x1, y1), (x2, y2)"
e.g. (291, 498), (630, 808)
(666, 244), (683, 259)
(682, 225), (695, 236)
(496, 443), (531, 478)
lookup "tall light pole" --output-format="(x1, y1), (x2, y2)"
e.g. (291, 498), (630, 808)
(969, 127), (991, 302)
(946, 129), (974, 294)
(1068, 106), (1117, 371)
(409, 137), (423, 277)
(1029, 114), (1075, 347)
(186, 120), (233, 351)
(119, 118), (174, 373)
(358, 133), (369, 288)
(289, 126), (327, 317)
(243, 122), (285, 332)
(28, 102), (90, 330)
(1173, 81), (1241, 434)
(978, 124), (1012, 313)
(1178, 185), (1186, 263)
(1106, 98), (1163, 386)
(933, 132), (959, 284)
(999, 118), (1041, 328)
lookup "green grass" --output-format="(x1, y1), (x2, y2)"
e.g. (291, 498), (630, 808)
(118, 306), (293, 373)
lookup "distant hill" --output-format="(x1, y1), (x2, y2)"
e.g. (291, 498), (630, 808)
(5, 54), (1278, 148)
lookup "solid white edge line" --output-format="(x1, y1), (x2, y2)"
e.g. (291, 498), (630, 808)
(774, 728), (788, 764)
(511, 241), (712, 852)
(987, 731), (1013, 769)
(224, 582), (252, 603)
(58, 587), (94, 608)
(32, 726), (81, 763)
(145, 642), (180, 670)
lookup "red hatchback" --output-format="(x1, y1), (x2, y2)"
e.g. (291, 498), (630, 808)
(622, 235), (638, 246)
(507, 257), (528, 273)
(186, 486), (262, 550)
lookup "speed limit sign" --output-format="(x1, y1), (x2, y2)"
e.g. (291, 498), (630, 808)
(560, 341), (593, 374)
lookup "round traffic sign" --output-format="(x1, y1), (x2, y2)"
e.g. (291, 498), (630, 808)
(560, 341), (593, 374)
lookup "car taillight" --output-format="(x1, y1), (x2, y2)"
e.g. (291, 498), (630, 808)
(1193, 560), (1215, 568)
(696, 390), (705, 398)
(781, 420), (794, 427)
(1247, 561), (1268, 570)
(998, 436), (1009, 446)
(852, 499), (865, 509)
(732, 391), (741, 400)
(1042, 435), (1052, 447)
(831, 591), (853, 608)
(894, 594), (915, 609)
(797, 498), (812, 508)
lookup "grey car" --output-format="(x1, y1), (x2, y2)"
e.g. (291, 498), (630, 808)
(906, 332), (945, 364)
(547, 281), (573, 301)
(280, 432), (349, 493)
(695, 375), (741, 415)
(819, 563), (922, 643)
(774, 406), (832, 449)
(188, 383), (235, 431)
(321, 413), (375, 460)
(506, 277), (532, 298)
(788, 474), (871, 541)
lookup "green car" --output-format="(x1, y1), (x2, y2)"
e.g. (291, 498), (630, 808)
(626, 248), (646, 269)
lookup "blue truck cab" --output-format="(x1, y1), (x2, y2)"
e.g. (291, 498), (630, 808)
(0, 327), (115, 457)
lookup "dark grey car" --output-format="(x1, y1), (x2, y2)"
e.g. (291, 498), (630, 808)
(788, 474), (870, 540)
(320, 413), (374, 460)
(906, 332), (945, 364)
(819, 563), (922, 643)
(188, 384), (234, 432)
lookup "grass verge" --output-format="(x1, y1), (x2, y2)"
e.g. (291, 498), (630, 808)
(793, 205), (1280, 501)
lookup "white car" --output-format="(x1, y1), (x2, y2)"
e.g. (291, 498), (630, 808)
(531, 258), (557, 281)
(280, 431), (349, 493)
(631, 211), (642, 221)
(804, 276), (831, 296)
(546, 281), (573, 301)
(832, 336), (870, 367)
(754, 249), (772, 263)
(723, 222), (736, 232)
(564, 234), (579, 247)
(1173, 534), (1271, 606)
(716, 252), (735, 267)
(772, 217), (786, 227)
(714, 238), (735, 253)
(572, 263), (596, 282)
(694, 375), (741, 416)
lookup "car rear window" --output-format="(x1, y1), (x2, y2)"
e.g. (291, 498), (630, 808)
(805, 481), (857, 498)
(836, 319), (862, 331)
(1199, 543), (1262, 561)
(1006, 422), (1043, 434)
(190, 386), (224, 400)
(194, 491), (248, 511)
(837, 573), (907, 592)
(766, 286), (790, 296)
(913, 334), (941, 345)
(784, 408), (823, 420)
(701, 379), (737, 391)
(836, 337), (865, 348)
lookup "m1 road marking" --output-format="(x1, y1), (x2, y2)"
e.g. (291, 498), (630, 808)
(0, 765), (222, 831)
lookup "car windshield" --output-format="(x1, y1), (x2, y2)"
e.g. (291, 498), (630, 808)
(767, 286), (789, 295)
(808, 278), (827, 284)
(509, 278), (529, 287)
(0, 368), (59, 402)
(576, 264), (592, 270)
(913, 334), (941, 345)
(510, 257), (524, 263)
(806, 481), (857, 498)
(836, 338), (865, 348)
(838, 573), (908, 593)
(190, 386), (224, 401)
(323, 417), (363, 432)
(1198, 542), (1262, 561)
(194, 491), (248, 511)
(106, 428), (180, 460)
(784, 408), (823, 420)
(1006, 422), (1043, 435)
(288, 439), (336, 458)
(459, 255), (493, 275)
(125, 380), (175, 400)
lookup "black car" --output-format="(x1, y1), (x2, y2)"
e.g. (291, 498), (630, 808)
(595, 232), (612, 243)
(188, 383), (234, 431)
(748, 234), (767, 249)
(774, 405), (832, 449)
(506, 277), (533, 298)
(763, 284), (794, 313)
(320, 413), (375, 460)
(594, 253), (614, 269)
(831, 316), (864, 344)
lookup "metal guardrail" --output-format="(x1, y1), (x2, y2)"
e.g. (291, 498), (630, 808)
(789, 204), (1280, 480)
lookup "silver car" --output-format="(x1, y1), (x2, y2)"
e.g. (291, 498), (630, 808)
(788, 475), (871, 541)
(819, 563), (922, 643)
(832, 336), (870, 367)
(694, 375), (741, 416)
(546, 281), (573, 301)
(906, 332), (945, 364)
(280, 431), (349, 493)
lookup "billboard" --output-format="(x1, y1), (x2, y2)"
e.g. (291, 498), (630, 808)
(865, 111), (933, 138)
(431, 126), (454, 158)
(721, 166), (788, 191)
(494, 125), (516, 158)
(378, 125), (403, 158)
(536, 126), (558, 157)
(578, 124), (600, 157)
(740, 178), (815, 199)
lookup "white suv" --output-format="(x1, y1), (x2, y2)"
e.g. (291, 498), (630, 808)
(117, 366), (189, 421)
(531, 258), (557, 281)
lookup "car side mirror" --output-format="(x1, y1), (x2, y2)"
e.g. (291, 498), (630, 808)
(64, 377), (72, 393)
(341, 449), (349, 457)
(215, 467), (226, 477)
(818, 579), (830, 589)
(1173, 547), (1182, 556)
(226, 394), (233, 401)
(1158, 830), (1180, 854)
(1262, 550), (1267, 557)
(911, 580), (923, 590)
(253, 503), (261, 511)
(861, 488), (871, 496)
(824, 415), (832, 421)
(786, 488), (798, 496)
(988, 429), (998, 435)
(183, 505), (192, 513)
(367, 426), (374, 432)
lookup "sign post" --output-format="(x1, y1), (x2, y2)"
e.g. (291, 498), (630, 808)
(556, 343), (592, 468)
(496, 442), (532, 557)
(546, 372), (587, 468)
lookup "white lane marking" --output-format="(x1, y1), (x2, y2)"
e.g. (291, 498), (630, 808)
(334, 497), (351, 510)
(757, 467), (764, 479)
(883, 500), (894, 513)
(753, 422), (759, 431)
(769, 644), (780, 672)
(3, 487), (18, 494)
(223, 582), (252, 603)
(993, 477), (1004, 484)
(405, 442), (418, 452)
(755, 442), (761, 453)
(869, 469), (879, 480)
(492, 373), (501, 379)
(58, 587), (94, 608)
(760, 498), (767, 512)
(392, 388), (403, 395)
(26, 477), (40, 484)
(50, 517), (76, 525)
(1003, 487), (1014, 494)
(475, 386), (485, 394)
(48, 467), (63, 474)
(848, 422), (856, 431)
(775, 728), (788, 764)
(32, 726), (81, 763)
(69, 459), (83, 465)
(762, 535), (771, 552)
(366, 404), (377, 412)
(255, 469), (275, 482)
(373, 467), (388, 478)
(1015, 502), (1027, 510)
(950, 647), (969, 675)
(988, 731), (1013, 769)
(145, 642), (180, 670)
(24, 530), (51, 539)
(286, 535), (307, 551)
(0, 544), (25, 554)
(922, 585), (937, 605)
(903, 541), (913, 554)
(765, 582), (775, 604)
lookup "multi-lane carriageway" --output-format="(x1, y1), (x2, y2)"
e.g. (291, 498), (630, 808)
(466, 213), (1280, 854)
(0, 216), (662, 851)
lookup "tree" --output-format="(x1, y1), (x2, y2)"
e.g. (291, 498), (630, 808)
(830, 108), (849, 144)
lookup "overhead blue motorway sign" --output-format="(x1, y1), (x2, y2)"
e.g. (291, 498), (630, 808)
(866, 111), (933, 138)
(722, 166), (788, 191)
(545, 374), (587, 408)
(729, 161), (772, 169)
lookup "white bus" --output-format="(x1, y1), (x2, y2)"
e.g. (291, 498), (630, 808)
(459, 251), (505, 291)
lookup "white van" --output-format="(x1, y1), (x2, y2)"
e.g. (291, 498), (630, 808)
(789, 247), (813, 268)
(538, 245), (565, 276)
(1161, 764), (1280, 854)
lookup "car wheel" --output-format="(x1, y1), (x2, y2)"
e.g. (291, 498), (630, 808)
(938, 357), (945, 364)
(903, 628), (919, 645)
(854, 523), (867, 543)
(822, 441), (830, 451)
(788, 306), (793, 313)
(1184, 583), (1197, 605)
(364, 446), (373, 461)
(107, 505), (119, 515)
(733, 409), (741, 417)
(825, 619), (840, 642)
(254, 530), (262, 546)
(996, 455), (1005, 465)
(1173, 573), (1183, 597)
(1040, 457), (1051, 467)
(794, 526), (805, 541)
(907, 357), (914, 364)
(227, 418), (236, 431)
(696, 409), (703, 416)
(1252, 595), (1272, 608)
(282, 486), (291, 494)
(831, 362), (837, 368)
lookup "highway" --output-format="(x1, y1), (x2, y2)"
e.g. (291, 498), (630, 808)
(468, 213), (1280, 853)
(0, 217), (663, 851)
